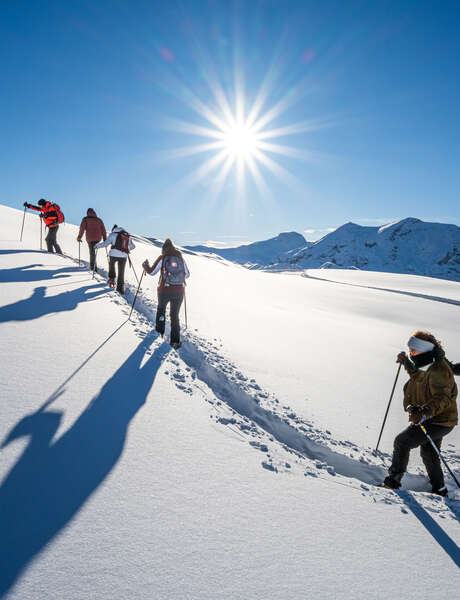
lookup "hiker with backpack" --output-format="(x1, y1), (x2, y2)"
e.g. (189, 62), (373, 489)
(142, 238), (190, 349)
(95, 225), (135, 294)
(23, 199), (64, 254)
(381, 331), (458, 496)
(77, 208), (107, 272)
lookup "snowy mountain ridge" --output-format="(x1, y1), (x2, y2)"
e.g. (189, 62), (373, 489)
(185, 231), (307, 268)
(270, 217), (460, 280)
(186, 217), (460, 281)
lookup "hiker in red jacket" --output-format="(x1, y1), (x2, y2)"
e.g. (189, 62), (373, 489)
(77, 208), (107, 272)
(24, 199), (63, 254)
(142, 238), (190, 349)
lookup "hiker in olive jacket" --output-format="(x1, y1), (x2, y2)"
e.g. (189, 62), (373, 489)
(383, 331), (458, 496)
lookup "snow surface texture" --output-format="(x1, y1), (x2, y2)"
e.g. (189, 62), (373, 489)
(1, 204), (460, 599)
(188, 218), (460, 281)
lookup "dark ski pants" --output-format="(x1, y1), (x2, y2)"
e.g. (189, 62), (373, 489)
(156, 292), (183, 344)
(389, 423), (454, 490)
(108, 256), (127, 293)
(88, 241), (98, 271)
(45, 226), (62, 254)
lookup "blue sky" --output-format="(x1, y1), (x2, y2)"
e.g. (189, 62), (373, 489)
(1, 0), (459, 246)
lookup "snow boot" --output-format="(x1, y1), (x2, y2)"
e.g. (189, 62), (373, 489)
(171, 342), (182, 350)
(379, 476), (401, 490)
(107, 278), (115, 288)
(431, 486), (448, 497)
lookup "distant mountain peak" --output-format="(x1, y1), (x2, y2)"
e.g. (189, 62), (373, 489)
(185, 231), (307, 267)
(268, 217), (460, 281)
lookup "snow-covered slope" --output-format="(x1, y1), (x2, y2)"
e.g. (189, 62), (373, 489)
(1, 204), (460, 599)
(271, 217), (460, 281)
(185, 231), (307, 267)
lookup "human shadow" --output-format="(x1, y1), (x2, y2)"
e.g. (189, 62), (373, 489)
(39, 321), (129, 413)
(0, 264), (82, 284)
(0, 284), (107, 323)
(0, 249), (47, 256)
(0, 334), (170, 597)
(398, 491), (460, 567)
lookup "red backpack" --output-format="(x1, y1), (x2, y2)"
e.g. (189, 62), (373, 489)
(52, 203), (65, 224)
(113, 230), (131, 253)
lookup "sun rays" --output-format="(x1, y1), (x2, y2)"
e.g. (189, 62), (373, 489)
(156, 46), (332, 202)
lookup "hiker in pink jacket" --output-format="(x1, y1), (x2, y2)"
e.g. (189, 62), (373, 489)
(77, 208), (107, 272)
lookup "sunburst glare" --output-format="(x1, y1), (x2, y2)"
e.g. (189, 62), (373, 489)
(157, 51), (332, 202)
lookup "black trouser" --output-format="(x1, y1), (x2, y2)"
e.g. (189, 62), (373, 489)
(108, 256), (127, 293)
(45, 226), (62, 254)
(389, 423), (454, 490)
(156, 292), (183, 344)
(88, 241), (98, 271)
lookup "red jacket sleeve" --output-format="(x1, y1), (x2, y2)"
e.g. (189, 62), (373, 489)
(28, 204), (42, 213)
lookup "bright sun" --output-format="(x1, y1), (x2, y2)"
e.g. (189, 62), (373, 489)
(161, 60), (328, 197)
(222, 123), (259, 158)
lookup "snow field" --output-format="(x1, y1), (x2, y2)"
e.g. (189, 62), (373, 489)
(1, 204), (460, 599)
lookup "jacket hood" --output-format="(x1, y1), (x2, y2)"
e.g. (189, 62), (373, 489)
(87, 208), (97, 217)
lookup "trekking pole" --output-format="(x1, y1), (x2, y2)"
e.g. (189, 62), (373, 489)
(20, 207), (27, 241)
(184, 287), (188, 330)
(129, 270), (144, 320)
(78, 241), (81, 267)
(128, 255), (140, 285)
(419, 424), (460, 488)
(375, 364), (402, 452)
(40, 216), (43, 250)
(105, 247), (109, 266)
(92, 249), (98, 279)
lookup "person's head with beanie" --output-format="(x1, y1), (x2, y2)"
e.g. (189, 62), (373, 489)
(38, 199), (47, 207)
(408, 331), (444, 368)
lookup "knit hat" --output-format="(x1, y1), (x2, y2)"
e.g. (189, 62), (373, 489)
(408, 336), (435, 353)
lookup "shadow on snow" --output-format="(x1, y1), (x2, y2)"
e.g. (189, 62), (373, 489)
(0, 284), (107, 323)
(0, 333), (169, 598)
(0, 264), (82, 284)
(398, 492), (460, 567)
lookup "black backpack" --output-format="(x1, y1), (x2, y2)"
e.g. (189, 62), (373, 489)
(113, 230), (131, 253)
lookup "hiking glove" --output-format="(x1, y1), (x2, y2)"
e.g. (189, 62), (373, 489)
(408, 405), (431, 424)
(397, 352), (417, 374)
(23, 202), (29, 208)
